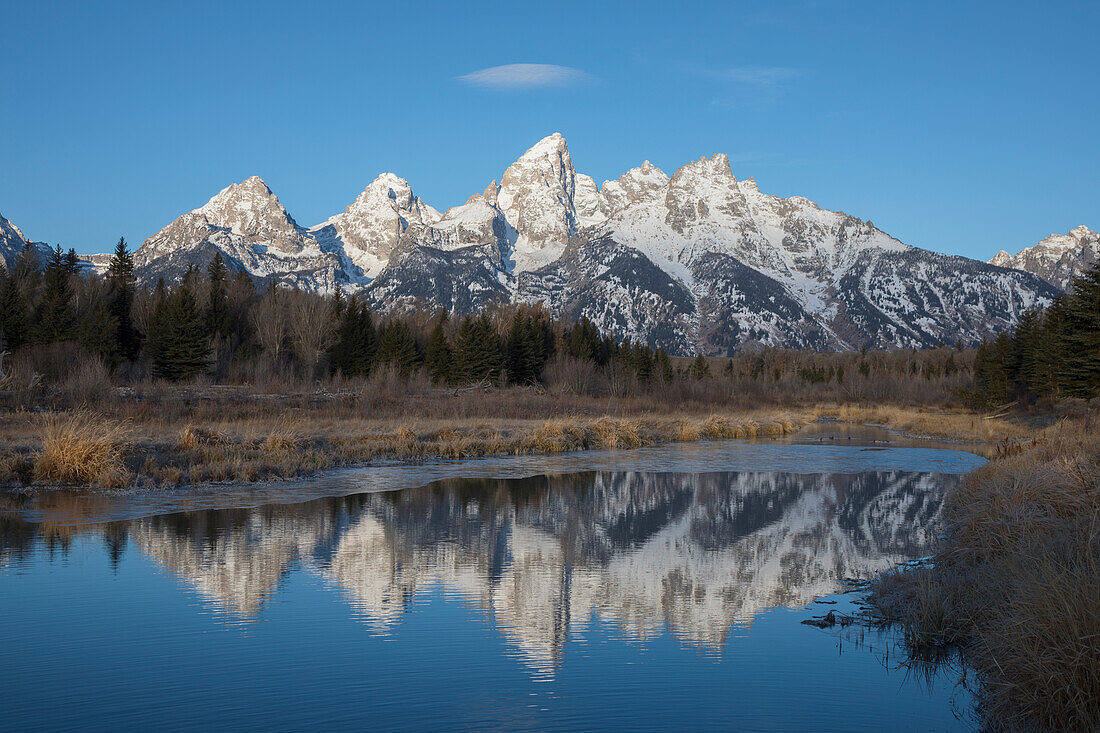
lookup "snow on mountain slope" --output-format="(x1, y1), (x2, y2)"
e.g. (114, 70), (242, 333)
(92, 133), (1061, 352)
(496, 133), (584, 271)
(309, 173), (441, 282)
(0, 213), (52, 271)
(598, 161), (669, 216)
(989, 225), (1099, 291)
(134, 176), (345, 289)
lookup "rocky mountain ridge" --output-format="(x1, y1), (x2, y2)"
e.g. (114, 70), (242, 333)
(0, 213), (53, 271)
(8, 134), (1072, 353)
(989, 225), (1099, 291)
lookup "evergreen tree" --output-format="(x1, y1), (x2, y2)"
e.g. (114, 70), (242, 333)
(425, 315), (453, 384)
(1062, 263), (1100, 397)
(506, 309), (548, 385)
(35, 246), (74, 343)
(632, 342), (654, 383)
(690, 353), (711, 380)
(0, 265), (28, 350)
(106, 237), (140, 360)
(77, 291), (119, 363)
(565, 317), (606, 365)
(330, 287), (347, 320)
(970, 334), (1012, 408)
(146, 287), (209, 381)
(377, 319), (421, 375)
(453, 314), (504, 384)
(328, 300), (377, 377)
(206, 252), (230, 340)
(64, 248), (80, 274)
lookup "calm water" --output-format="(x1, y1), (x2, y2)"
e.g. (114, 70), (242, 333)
(0, 442), (984, 731)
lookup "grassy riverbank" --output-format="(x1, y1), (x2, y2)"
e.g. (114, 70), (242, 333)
(873, 413), (1100, 731)
(1, 372), (1055, 492)
(0, 384), (818, 490)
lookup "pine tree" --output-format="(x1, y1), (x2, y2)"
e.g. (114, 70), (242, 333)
(425, 315), (453, 384)
(1061, 262), (1100, 397)
(632, 342), (654, 383)
(377, 319), (421, 376)
(328, 300), (378, 377)
(454, 314), (504, 384)
(206, 252), (230, 340)
(330, 288), (347, 320)
(970, 335), (1012, 408)
(106, 237), (140, 360)
(35, 246), (74, 343)
(147, 286), (209, 381)
(565, 317), (606, 365)
(506, 309), (547, 385)
(690, 353), (711, 380)
(0, 264), (28, 350)
(77, 291), (119, 363)
(64, 248), (80, 274)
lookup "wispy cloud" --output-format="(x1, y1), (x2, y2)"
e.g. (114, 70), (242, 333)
(698, 66), (803, 86)
(456, 64), (594, 90)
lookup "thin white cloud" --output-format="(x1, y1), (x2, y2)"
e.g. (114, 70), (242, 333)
(457, 64), (593, 90)
(701, 66), (803, 86)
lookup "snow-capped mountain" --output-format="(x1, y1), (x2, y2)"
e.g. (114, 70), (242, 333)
(0, 213), (52, 271)
(989, 225), (1099, 292)
(90, 134), (1061, 353)
(133, 176), (346, 291)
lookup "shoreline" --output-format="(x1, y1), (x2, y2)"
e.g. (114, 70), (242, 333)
(1, 402), (1026, 496)
(2, 402), (1029, 493)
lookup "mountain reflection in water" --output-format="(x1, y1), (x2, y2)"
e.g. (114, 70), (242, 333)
(1, 469), (952, 677)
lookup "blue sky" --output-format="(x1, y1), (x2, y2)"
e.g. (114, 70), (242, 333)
(1, 0), (1097, 259)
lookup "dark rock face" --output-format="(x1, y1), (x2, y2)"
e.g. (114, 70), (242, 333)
(833, 250), (1060, 349)
(366, 244), (510, 314)
(690, 252), (835, 354)
(518, 235), (697, 355)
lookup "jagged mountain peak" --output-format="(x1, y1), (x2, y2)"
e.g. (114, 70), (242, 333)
(497, 133), (580, 270)
(0, 212), (52, 270)
(987, 224), (1099, 291)
(197, 175), (302, 236)
(111, 135), (1065, 352)
(673, 153), (735, 183)
(0, 212), (29, 243)
(600, 161), (670, 215)
(521, 132), (568, 158)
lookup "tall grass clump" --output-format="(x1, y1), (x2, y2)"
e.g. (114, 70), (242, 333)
(873, 419), (1100, 731)
(33, 410), (132, 488)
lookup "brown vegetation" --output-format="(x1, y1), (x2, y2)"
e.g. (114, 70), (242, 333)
(0, 398), (811, 490)
(0, 343), (1030, 491)
(30, 410), (132, 488)
(873, 415), (1100, 731)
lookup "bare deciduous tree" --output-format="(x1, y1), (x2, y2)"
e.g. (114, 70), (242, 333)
(286, 290), (334, 378)
(251, 286), (290, 361)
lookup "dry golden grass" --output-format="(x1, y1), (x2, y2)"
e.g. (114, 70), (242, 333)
(818, 404), (1033, 442)
(0, 403), (813, 490)
(0, 382), (1024, 492)
(873, 415), (1100, 731)
(32, 410), (133, 488)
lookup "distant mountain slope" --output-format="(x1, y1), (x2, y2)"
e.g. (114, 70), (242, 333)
(69, 134), (1059, 353)
(990, 225), (1099, 291)
(0, 213), (52, 271)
